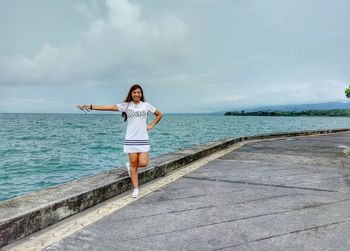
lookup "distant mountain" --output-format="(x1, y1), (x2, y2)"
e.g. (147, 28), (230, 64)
(245, 102), (350, 112)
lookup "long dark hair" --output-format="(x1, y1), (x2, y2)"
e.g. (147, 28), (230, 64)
(122, 84), (145, 122)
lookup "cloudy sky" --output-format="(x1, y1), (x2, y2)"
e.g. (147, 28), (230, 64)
(0, 0), (349, 113)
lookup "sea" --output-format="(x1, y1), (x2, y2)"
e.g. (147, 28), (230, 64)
(1, 113), (350, 202)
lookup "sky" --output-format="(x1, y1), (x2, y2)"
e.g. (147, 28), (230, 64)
(0, 0), (349, 113)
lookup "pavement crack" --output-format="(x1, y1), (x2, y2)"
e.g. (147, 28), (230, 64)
(138, 191), (244, 204)
(183, 176), (338, 192)
(255, 166), (305, 173)
(152, 193), (224, 202)
(214, 220), (350, 250)
(288, 174), (349, 187)
(110, 205), (215, 223)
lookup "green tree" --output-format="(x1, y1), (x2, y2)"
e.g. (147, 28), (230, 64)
(345, 86), (350, 98)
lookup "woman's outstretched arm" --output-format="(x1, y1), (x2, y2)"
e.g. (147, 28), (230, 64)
(76, 104), (119, 112)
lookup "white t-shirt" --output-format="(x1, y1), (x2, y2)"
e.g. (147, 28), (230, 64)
(117, 101), (157, 142)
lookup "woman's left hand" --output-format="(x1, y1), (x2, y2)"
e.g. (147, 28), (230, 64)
(147, 124), (153, 130)
(76, 104), (90, 112)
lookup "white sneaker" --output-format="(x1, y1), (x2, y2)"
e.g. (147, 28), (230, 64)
(126, 162), (130, 177)
(131, 188), (139, 198)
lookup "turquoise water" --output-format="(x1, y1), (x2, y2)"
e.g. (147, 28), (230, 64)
(1, 113), (349, 201)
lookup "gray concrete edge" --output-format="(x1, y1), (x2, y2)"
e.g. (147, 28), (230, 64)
(0, 128), (349, 247)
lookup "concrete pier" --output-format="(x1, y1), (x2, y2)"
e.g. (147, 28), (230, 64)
(3, 130), (350, 250)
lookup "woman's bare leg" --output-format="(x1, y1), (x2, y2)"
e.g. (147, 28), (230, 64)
(138, 152), (149, 168)
(128, 153), (139, 188)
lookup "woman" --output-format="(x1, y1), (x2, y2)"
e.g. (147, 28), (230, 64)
(77, 84), (163, 198)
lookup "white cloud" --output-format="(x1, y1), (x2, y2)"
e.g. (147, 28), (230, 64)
(75, 2), (98, 22)
(106, 0), (144, 34)
(0, 0), (187, 87)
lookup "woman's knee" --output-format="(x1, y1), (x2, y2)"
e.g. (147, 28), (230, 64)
(138, 152), (149, 167)
(138, 159), (149, 167)
(130, 160), (138, 168)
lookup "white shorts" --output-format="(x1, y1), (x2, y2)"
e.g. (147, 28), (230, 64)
(123, 139), (150, 153)
(123, 145), (150, 153)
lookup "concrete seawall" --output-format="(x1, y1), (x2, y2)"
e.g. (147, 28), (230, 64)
(1, 128), (350, 247)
